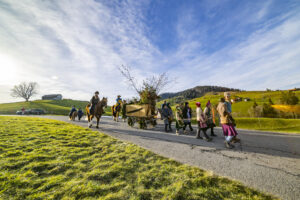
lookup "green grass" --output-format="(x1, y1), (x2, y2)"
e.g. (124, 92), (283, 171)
(235, 118), (300, 133)
(0, 116), (276, 199)
(0, 99), (111, 116)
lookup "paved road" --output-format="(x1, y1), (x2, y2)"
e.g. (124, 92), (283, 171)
(37, 116), (300, 200)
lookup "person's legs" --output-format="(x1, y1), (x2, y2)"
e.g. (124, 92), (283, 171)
(188, 122), (193, 131)
(224, 136), (234, 148)
(165, 124), (168, 132)
(210, 127), (217, 136)
(183, 122), (187, 134)
(169, 120), (173, 131)
(203, 128), (212, 141)
(196, 122), (203, 139)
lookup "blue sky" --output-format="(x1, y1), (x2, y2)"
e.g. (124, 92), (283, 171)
(0, 0), (299, 104)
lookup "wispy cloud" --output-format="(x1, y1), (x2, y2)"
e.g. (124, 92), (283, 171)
(0, 0), (299, 104)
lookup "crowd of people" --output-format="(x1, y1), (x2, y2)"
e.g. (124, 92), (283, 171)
(70, 91), (241, 149)
(161, 92), (240, 149)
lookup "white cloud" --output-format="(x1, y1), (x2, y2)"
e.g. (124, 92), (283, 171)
(0, 0), (299, 105)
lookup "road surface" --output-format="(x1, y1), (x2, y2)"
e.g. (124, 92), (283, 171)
(28, 116), (300, 199)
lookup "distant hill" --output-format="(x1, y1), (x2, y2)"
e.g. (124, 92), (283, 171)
(0, 99), (111, 115)
(160, 85), (241, 100)
(158, 90), (300, 118)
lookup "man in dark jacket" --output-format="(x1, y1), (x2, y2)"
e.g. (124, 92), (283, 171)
(182, 102), (193, 133)
(90, 91), (100, 115)
(161, 104), (172, 132)
(69, 105), (77, 119)
(78, 108), (84, 121)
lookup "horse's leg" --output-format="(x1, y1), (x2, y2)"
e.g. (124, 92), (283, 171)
(116, 112), (119, 122)
(96, 116), (100, 128)
(89, 115), (94, 127)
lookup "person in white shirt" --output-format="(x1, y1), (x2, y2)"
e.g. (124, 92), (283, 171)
(196, 102), (212, 141)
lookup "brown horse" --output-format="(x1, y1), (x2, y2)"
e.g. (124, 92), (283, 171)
(70, 111), (78, 121)
(87, 97), (108, 128)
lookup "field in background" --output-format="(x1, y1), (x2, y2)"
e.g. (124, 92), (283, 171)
(0, 116), (276, 199)
(235, 118), (300, 133)
(158, 90), (300, 118)
(0, 99), (111, 116)
(158, 90), (300, 133)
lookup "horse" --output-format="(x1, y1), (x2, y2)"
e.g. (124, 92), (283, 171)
(70, 111), (78, 121)
(113, 103), (122, 122)
(87, 97), (108, 128)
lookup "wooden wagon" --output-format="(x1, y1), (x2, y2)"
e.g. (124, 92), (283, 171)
(125, 104), (157, 129)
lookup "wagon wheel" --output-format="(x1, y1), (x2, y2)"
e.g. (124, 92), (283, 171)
(138, 118), (147, 129)
(128, 117), (135, 127)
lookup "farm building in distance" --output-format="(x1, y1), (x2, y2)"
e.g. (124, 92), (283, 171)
(42, 94), (63, 100)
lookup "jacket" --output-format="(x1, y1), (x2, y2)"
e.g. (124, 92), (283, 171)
(182, 106), (192, 119)
(196, 107), (206, 122)
(217, 102), (229, 124)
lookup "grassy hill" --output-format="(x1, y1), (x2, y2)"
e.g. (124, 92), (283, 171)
(0, 99), (112, 115)
(158, 90), (300, 118)
(158, 90), (300, 133)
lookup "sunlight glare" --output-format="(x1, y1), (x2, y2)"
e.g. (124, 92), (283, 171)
(0, 54), (18, 84)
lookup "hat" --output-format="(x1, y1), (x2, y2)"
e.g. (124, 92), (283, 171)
(196, 102), (201, 107)
(206, 100), (211, 107)
(95, 91), (99, 94)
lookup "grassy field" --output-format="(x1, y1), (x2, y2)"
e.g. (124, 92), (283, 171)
(234, 118), (300, 133)
(0, 116), (276, 199)
(0, 99), (112, 116)
(158, 90), (300, 117)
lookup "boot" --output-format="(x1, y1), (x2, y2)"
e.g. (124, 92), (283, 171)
(232, 136), (241, 143)
(211, 128), (217, 137)
(165, 124), (168, 132)
(195, 129), (203, 139)
(203, 131), (212, 142)
(169, 124), (173, 132)
(224, 140), (235, 149)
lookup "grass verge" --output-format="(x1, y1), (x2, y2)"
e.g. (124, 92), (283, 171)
(0, 116), (277, 199)
(0, 99), (111, 116)
(235, 118), (300, 134)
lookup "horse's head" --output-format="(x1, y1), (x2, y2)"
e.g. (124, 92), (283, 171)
(101, 97), (108, 108)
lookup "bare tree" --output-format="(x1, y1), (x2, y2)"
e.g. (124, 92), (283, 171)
(11, 82), (38, 102)
(118, 65), (171, 95)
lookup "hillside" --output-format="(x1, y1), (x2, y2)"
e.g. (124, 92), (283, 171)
(160, 85), (241, 100)
(0, 99), (111, 115)
(158, 90), (300, 118)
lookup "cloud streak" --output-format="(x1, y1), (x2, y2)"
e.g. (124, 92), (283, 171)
(0, 0), (299, 104)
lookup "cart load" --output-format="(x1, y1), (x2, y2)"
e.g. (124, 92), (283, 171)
(125, 104), (157, 129)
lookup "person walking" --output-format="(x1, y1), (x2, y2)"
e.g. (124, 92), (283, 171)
(196, 102), (212, 141)
(217, 96), (240, 149)
(175, 105), (184, 135)
(224, 92), (240, 143)
(161, 104), (172, 132)
(182, 102), (193, 134)
(161, 100), (167, 109)
(204, 100), (217, 137)
(78, 108), (83, 121)
(166, 103), (173, 131)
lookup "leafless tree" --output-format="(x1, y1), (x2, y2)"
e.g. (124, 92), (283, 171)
(11, 82), (38, 102)
(118, 65), (171, 94)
